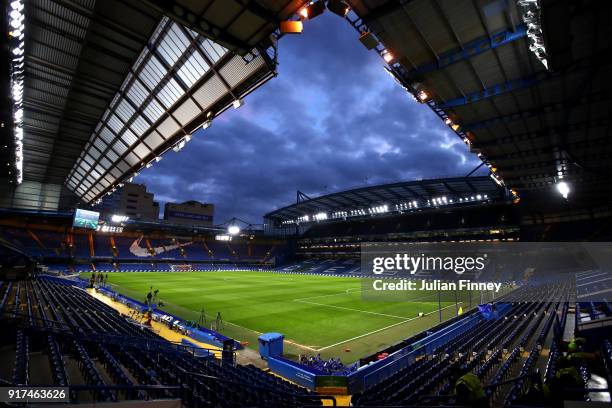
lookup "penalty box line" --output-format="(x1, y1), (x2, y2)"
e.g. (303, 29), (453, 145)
(294, 299), (411, 320)
(314, 302), (464, 352)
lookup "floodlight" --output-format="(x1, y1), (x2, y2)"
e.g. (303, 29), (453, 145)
(111, 215), (129, 223)
(314, 212), (328, 221)
(301, 1), (325, 20)
(556, 181), (570, 199)
(11, 1), (24, 11)
(232, 99), (243, 109)
(10, 19), (22, 29)
(202, 120), (212, 129)
(417, 90), (428, 102)
(228, 225), (240, 235)
(490, 173), (503, 186)
(327, 0), (350, 17)
(280, 20), (303, 34)
(382, 51), (394, 63)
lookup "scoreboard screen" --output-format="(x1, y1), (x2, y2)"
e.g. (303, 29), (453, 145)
(73, 209), (100, 230)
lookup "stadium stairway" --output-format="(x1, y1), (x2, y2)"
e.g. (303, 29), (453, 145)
(276, 259), (361, 275)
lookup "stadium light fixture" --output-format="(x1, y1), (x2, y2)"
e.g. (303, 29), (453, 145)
(314, 212), (328, 221)
(111, 215), (129, 223)
(327, 0), (350, 17)
(202, 120), (212, 129)
(556, 181), (570, 199)
(228, 225), (240, 235)
(518, 0), (549, 69)
(280, 20), (303, 34)
(8, 0), (25, 185)
(300, 1), (325, 20)
(173, 139), (186, 152)
(232, 99), (243, 109)
(417, 90), (429, 102)
(490, 173), (504, 187)
(382, 51), (394, 63)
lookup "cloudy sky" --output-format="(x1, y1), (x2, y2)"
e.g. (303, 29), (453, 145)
(138, 13), (485, 224)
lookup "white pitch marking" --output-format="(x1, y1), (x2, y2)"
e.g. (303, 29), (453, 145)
(213, 315), (321, 352)
(293, 288), (438, 303)
(294, 299), (411, 319)
(315, 302), (464, 352)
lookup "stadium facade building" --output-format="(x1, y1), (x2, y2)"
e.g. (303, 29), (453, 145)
(98, 183), (159, 221)
(164, 200), (214, 227)
(264, 176), (516, 237)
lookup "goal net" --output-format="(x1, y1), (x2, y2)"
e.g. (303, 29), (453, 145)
(170, 264), (193, 272)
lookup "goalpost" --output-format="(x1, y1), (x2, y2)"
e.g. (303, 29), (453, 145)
(170, 264), (193, 272)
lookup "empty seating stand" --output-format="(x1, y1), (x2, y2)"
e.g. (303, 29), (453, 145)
(351, 281), (574, 407)
(0, 277), (322, 407)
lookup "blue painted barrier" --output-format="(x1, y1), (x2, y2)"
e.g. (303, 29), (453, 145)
(268, 356), (320, 389)
(181, 338), (213, 358)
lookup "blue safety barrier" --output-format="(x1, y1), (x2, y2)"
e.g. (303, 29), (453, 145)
(268, 356), (320, 389)
(181, 338), (213, 358)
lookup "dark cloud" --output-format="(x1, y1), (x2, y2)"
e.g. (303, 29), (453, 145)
(139, 13), (486, 224)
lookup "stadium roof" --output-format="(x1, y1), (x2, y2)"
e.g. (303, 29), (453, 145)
(5, 0), (610, 214)
(264, 175), (509, 223)
(345, 0), (612, 209)
(9, 0), (306, 203)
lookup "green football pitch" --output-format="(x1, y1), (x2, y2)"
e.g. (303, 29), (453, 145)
(83, 271), (500, 362)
